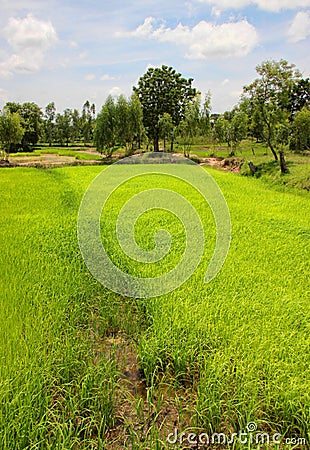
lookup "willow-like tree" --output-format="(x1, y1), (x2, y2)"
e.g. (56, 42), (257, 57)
(133, 65), (196, 152)
(95, 96), (117, 157)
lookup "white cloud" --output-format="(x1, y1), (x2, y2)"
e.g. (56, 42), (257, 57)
(222, 78), (230, 85)
(69, 40), (78, 48)
(85, 73), (96, 81)
(100, 74), (116, 81)
(123, 17), (258, 59)
(197, 0), (310, 12)
(109, 86), (122, 96)
(0, 14), (57, 77)
(288, 11), (310, 42)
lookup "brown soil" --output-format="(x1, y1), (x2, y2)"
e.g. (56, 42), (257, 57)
(94, 330), (201, 449)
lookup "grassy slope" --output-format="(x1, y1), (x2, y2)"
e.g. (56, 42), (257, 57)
(0, 166), (309, 448)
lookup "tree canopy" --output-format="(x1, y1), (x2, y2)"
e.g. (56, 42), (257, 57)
(242, 59), (302, 168)
(133, 65), (197, 152)
(0, 110), (24, 158)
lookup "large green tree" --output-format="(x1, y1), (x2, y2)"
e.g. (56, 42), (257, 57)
(242, 60), (301, 170)
(5, 101), (43, 150)
(133, 65), (196, 152)
(0, 110), (24, 159)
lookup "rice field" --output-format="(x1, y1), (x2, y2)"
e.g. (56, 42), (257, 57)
(0, 164), (309, 449)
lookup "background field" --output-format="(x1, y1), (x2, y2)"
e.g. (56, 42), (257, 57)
(0, 165), (309, 449)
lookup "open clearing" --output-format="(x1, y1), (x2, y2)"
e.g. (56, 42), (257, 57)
(0, 165), (309, 449)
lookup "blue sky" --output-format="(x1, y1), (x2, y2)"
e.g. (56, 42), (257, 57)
(0, 0), (309, 113)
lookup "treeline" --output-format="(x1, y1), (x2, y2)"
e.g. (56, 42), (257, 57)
(0, 100), (96, 154)
(0, 60), (309, 172)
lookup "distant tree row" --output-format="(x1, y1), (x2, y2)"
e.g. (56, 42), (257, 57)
(0, 60), (309, 171)
(0, 100), (96, 157)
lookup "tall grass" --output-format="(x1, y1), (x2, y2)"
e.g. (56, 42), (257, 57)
(0, 165), (309, 448)
(0, 168), (118, 449)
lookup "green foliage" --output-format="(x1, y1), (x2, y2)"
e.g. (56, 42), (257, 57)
(44, 102), (56, 146)
(55, 108), (73, 146)
(158, 112), (174, 151)
(0, 110), (24, 158)
(289, 78), (310, 118)
(134, 65), (196, 151)
(178, 95), (201, 156)
(242, 59), (301, 165)
(212, 115), (228, 146)
(5, 101), (43, 149)
(95, 95), (117, 156)
(95, 94), (145, 157)
(290, 107), (310, 152)
(81, 100), (96, 145)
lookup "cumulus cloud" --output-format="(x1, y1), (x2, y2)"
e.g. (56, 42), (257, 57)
(197, 0), (310, 12)
(288, 11), (310, 42)
(122, 17), (258, 59)
(0, 14), (57, 77)
(100, 74), (116, 81)
(109, 86), (122, 96)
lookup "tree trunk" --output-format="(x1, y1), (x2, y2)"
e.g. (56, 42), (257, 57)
(267, 139), (278, 161)
(248, 161), (258, 175)
(153, 136), (159, 152)
(170, 137), (174, 153)
(279, 151), (288, 174)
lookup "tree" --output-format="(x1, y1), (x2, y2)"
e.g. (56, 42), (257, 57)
(243, 59), (301, 171)
(55, 109), (73, 146)
(116, 94), (130, 151)
(177, 95), (201, 157)
(134, 65), (196, 152)
(199, 91), (212, 140)
(0, 110), (24, 159)
(95, 96), (117, 156)
(290, 107), (310, 152)
(212, 115), (227, 147)
(228, 110), (248, 154)
(81, 100), (95, 145)
(71, 108), (80, 143)
(5, 101), (43, 150)
(44, 102), (56, 146)
(158, 113), (174, 151)
(128, 92), (145, 152)
(289, 78), (310, 119)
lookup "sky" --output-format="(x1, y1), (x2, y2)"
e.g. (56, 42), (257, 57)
(0, 0), (309, 113)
